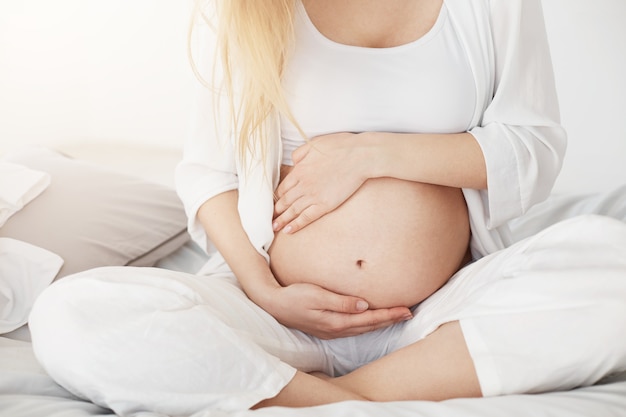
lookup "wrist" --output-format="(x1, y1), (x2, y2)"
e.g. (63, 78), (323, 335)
(357, 132), (387, 179)
(239, 267), (282, 309)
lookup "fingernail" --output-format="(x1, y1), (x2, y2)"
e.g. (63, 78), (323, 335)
(272, 222), (279, 231)
(356, 300), (369, 311)
(403, 313), (413, 321)
(283, 225), (293, 234)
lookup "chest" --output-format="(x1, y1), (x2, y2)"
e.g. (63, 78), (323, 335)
(300, 0), (444, 49)
(280, 3), (476, 142)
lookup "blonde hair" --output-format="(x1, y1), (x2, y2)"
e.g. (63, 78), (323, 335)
(188, 0), (301, 166)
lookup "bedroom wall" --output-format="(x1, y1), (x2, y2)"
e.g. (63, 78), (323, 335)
(0, 0), (195, 151)
(0, 0), (624, 194)
(543, 0), (626, 194)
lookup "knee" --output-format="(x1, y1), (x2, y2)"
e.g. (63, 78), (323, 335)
(28, 267), (292, 415)
(28, 269), (117, 401)
(575, 285), (626, 383)
(29, 267), (203, 399)
(30, 266), (162, 334)
(596, 297), (626, 356)
(30, 265), (205, 346)
(29, 268), (148, 372)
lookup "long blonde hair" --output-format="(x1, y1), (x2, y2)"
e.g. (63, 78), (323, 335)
(188, 0), (301, 166)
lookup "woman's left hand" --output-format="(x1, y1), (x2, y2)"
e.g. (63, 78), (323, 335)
(273, 132), (370, 233)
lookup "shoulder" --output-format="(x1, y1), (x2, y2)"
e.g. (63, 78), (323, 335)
(446, 0), (545, 38)
(445, 0), (542, 21)
(486, 0), (546, 24)
(445, 0), (528, 17)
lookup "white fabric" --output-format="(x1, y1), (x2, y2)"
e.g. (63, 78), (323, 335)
(509, 184), (626, 242)
(280, 2), (476, 164)
(175, 0), (567, 273)
(29, 215), (626, 415)
(30, 269), (300, 415)
(3, 337), (626, 417)
(0, 162), (50, 228)
(0, 238), (63, 334)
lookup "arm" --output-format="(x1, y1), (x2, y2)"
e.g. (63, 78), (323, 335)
(367, 132), (486, 190)
(470, 0), (567, 227)
(273, 131), (485, 234)
(197, 190), (412, 339)
(177, 9), (410, 338)
(274, 0), (566, 235)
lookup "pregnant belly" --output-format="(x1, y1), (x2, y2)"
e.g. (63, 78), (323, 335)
(268, 177), (471, 309)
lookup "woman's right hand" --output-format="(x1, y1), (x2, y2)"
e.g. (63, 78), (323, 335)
(197, 191), (411, 339)
(258, 282), (413, 340)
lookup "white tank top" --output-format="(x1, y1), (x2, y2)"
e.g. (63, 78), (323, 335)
(281, 1), (476, 165)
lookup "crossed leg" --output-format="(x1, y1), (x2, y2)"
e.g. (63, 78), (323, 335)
(255, 321), (481, 408)
(258, 215), (626, 408)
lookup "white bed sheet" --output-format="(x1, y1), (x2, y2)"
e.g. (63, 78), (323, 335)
(1, 145), (624, 417)
(1, 189), (626, 417)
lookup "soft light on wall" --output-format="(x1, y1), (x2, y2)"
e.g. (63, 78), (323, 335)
(0, 0), (195, 151)
(0, 0), (624, 194)
(543, 0), (626, 194)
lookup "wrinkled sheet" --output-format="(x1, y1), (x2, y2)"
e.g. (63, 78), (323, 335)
(2, 187), (625, 417)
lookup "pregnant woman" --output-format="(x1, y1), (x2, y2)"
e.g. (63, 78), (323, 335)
(29, 0), (626, 415)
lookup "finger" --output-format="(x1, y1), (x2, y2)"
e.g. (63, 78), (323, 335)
(347, 307), (413, 331)
(275, 172), (298, 200)
(308, 286), (411, 319)
(273, 196), (309, 232)
(273, 186), (303, 218)
(292, 142), (312, 164)
(282, 205), (324, 233)
(320, 292), (371, 314)
(321, 308), (413, 338)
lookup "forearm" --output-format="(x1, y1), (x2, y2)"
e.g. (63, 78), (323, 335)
(361, 131), (487, 190)
(197, 190), (280, 302)
(200, 189), (413, 340)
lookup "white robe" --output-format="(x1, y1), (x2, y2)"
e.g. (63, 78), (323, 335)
(175, 0), (567, 274)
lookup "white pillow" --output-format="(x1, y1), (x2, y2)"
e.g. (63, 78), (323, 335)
(0, 162), (50, 227)
(0, 238), (63, 334)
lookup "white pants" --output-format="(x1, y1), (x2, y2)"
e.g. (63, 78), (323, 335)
(29, 215), (626, 416)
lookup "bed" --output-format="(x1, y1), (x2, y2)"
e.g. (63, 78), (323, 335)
(0, 144), (625, 415)
(1, 143), (625, 417)
(1, 0), (626, 416)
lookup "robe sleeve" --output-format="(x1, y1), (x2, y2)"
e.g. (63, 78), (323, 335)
(469, 0), (567, 229)
(175, 9), (238, 254)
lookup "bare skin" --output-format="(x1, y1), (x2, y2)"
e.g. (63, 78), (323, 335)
(254, 321), (481, 407)
(301, 0), (444, 49)
(254, 0), (483, 406)
(269, 167), (471, 309)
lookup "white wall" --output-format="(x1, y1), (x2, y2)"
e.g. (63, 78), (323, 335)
(542, 0), (626, 194)
(0, 0), (624, 193)
(0, 0), (194, 151)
